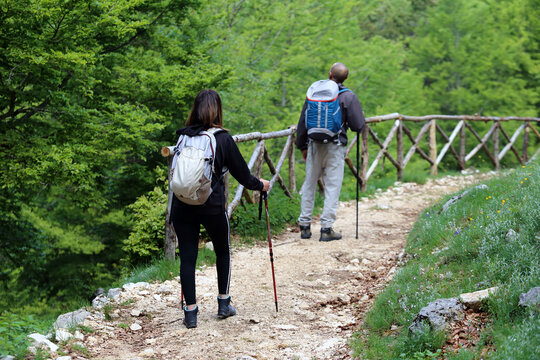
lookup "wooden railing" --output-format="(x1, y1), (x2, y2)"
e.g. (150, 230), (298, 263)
(161, 113), (539, 258)
(349, 113), (540, 191)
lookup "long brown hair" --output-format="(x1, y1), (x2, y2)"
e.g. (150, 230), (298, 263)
(186, 89), (223, 129)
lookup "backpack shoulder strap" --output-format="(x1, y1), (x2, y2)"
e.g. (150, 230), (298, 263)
(338, 88), (351, 94)
(206, 127), (226, 135)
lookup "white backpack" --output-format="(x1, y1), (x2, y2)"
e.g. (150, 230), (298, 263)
(171, 127), (223, 205)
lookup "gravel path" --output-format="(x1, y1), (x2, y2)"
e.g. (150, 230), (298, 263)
(78, 173), (491, 360)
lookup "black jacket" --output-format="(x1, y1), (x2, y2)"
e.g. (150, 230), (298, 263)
(295, 83), (365, 151)
(171, 125), (263, 216)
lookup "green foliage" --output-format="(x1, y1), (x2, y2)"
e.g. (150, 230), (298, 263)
(0, 312), (48, 358)
(230, 189), (302, 242)
(122, 185), (167, 264)
(490, 314), (540, 360)
(120, 257), (179, 285)
(397, 323), (445, 359)
(352, 161), (540, 358)
(204, 0), (432, 135)
(408, 0), (538, 116)
(1, 0), (227, 314)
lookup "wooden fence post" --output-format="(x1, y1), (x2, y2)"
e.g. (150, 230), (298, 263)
(397, 119), (403, 181)
(523, 122), (529, 163)
(493, 121), (500, 170)
(289, 132), (296, 193)
(429, 120), (438, 176)
(459, 122), (466, 169)
(252, 140), (265, 204)
(164, 157), (176, 260)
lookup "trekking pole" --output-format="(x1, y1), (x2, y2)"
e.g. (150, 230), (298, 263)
(356, 131), (359, 240)
(259, 191), (278, 312)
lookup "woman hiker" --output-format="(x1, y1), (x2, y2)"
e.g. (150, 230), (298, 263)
(170, 89), (270, 328)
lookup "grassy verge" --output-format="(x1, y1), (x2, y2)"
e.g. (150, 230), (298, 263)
(351, 162), (539, 359)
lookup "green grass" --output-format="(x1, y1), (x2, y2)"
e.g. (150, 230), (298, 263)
(351, 161), (540, 359)
(117, 248), (216, 286)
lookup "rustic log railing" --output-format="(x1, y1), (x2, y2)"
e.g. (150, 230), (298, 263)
(348, 113), (540, 191)
(161, 114), (539, 258)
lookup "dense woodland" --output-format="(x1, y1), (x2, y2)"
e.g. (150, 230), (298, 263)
(1, 0), (538, 316)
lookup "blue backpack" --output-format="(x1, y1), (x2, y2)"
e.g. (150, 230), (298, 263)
(305, 80), (350, 142)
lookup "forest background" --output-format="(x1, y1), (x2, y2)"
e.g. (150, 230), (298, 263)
(0, 0), (538, 321)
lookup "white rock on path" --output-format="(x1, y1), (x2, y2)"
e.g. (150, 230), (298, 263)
(316, 338), (341, 352)
(123, 282), (150, 291)
(55, 329), (73, 342)
(139, 348), (154, 357)
(271, 324), (298, 330)
(53, 309), (91, 329)
(459, 287), (499, 311)
(28, 333), (59, 353)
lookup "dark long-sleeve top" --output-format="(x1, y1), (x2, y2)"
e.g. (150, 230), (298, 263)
(295, 83), (366, 151)
(171, 125), (263, 216)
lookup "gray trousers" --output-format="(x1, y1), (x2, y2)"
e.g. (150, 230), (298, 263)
(298, 141), (346, 229)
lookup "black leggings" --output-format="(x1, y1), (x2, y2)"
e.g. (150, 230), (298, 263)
(172, 211), (231, 306)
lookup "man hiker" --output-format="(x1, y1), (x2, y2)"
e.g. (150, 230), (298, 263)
(296, 62), (365, 241)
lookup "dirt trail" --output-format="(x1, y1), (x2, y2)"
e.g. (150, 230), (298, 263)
(79, 173), (491, 360)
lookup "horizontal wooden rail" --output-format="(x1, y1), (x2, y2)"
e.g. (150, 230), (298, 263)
(365, 113), (540, 123)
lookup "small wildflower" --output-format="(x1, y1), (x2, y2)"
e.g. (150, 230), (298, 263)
(497, 210), (500, 214)
(397, 289), (400, 293)
(431, 267), (434, 271)
(455, 230), (460, 235)
(521, 181), (523, 184)
(525, 178), (528, 181)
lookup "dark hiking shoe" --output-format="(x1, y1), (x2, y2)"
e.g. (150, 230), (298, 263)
(320, 227), (342, 242)
(183, 306), (198, 329)
(300, 225), (312, 239)
(217, 296), (237, 319)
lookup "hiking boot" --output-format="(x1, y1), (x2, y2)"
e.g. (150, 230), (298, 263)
(320, 227), (342, 242)
(183, 306), (198, 329)
(300, 225), (312, 239)
(217, 296), (237, 319)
